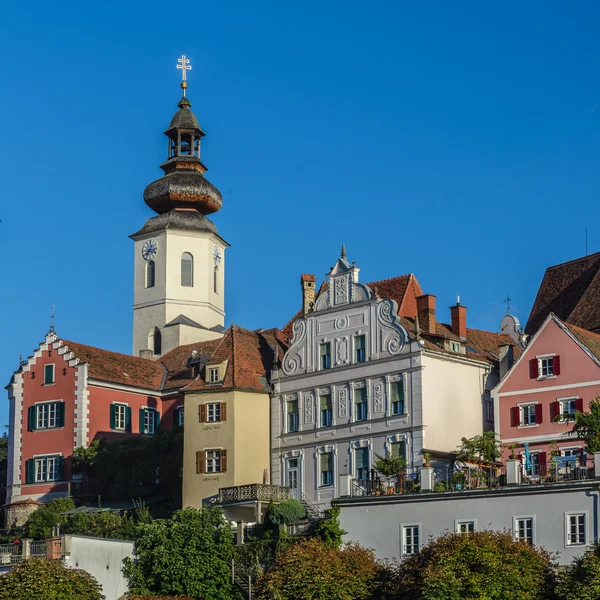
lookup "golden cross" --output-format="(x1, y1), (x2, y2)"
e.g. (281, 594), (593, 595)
(177, 55), (192, 81)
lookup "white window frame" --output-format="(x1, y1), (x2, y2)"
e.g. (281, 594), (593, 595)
(517, 401), (538, 428)
(287, 400), (299, 433)
(207, 403), (221, 422)
(450, 341), (461, 352)
(513, 515), (536, 545)
(319, 394), (332, 428)
(401, 523), (422, 556)
(565, 511), (588, 547)
(560, 446), (580, 457)
(390, 380), (405, 416)
(145, 408), (156, 434)
(455, 519), (477, 533)
(36, 401), (60, 430)
(354, 334), (366, 364)
(208, 367), (220, 383)
(536, 353), (556, 380)
(114, 403), (127, 431)
(354, 387), (368, 422)
(34, 454), (61, 483)
(43, 364), (55, 385)
(558, 396), (578, 421)
(319, 451), (334, 487)
(206, 449), (221, 473)
(319, 342), (331, 370)
(177, 405), (184, 427)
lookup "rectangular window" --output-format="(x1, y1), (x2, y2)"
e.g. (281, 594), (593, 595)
(355, 447), (369, 480)
(402, 525), (420, 555)
(320, 342), (331, 370)
(560, 399), (577, 420)
(456, 521), (476, 533)
(354, 335), (366, 363)
(540, 357), (554, 377)
(521, 404), (537, 426)
(563, 448), (580, 458)
(287, 400), (299, 432)
(114, 404), (126, 430)
(208, 367), (220, 383)
(391, 441), (406, 461)
(145, 409), (156, 434)
(33, 455), (62, 483)
(514, 517), (534, 544)
(36, 402), (62, 430)
(44, 364), (55, 384)
(320, 452), (334, 486)
(390, 380), (405, 415)
(320, 395), (332, 428)
(207, 403), (221, 422)
(450, 341), (461, 353)
(485, 401), (494, 422)
(567, 513), (586, 546)
(177, 406), (184, 427)
(355, 388), (367, 421)
(206, 449), (221, 473)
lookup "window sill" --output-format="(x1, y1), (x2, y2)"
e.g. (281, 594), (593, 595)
(517, 424), (539, 429)
(32, 427), (64, 432)
(537, 375), (557, 381)
(318, 484), (334, 489)
(41, 383), (56, 386)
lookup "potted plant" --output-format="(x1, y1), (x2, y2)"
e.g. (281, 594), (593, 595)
(374, 453), (406, 495)
(423, 453), (432, 468)
(451, 471), (466, 490)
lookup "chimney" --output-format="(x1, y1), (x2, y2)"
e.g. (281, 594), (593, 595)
(416, 294), (436, 334)
(139, 349), (153, 359)
(450, 299), (467, 340)
(499, 344), (514, 379)
(301, 274), (316, 315)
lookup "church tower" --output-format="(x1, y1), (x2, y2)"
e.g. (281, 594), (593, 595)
(131, 56), (229, 357)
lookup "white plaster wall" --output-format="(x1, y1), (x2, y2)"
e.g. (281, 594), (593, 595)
(339, 484), (599, 565)
(64, 535), (134, 600)
(421, 353), (488, 452)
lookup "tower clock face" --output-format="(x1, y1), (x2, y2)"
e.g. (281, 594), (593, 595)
(213, 246), (222, 265)
(142, 239), (158, 261)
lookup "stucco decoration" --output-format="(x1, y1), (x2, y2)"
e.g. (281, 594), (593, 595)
(282, 319), (307, 376)
(336, 337), (349, 366)
(373, 383), (383, 413)
(339, 388), (348, 418)
(335, 277), (348, 304)
(377, 299), (407, 356)
(304, 393), (314, 424)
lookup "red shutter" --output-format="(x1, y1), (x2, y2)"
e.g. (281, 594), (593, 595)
(529, 359), (538, 379)
(510, 406), (520, 427)
(549, 401), (559, 421)
(576, 398), (584, 413)
(535, 403), (543, 424)
(538, 452), (547, 470)
(553, 355), (561, 376)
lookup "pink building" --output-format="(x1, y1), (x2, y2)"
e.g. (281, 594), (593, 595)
(494, 313), (600, 472)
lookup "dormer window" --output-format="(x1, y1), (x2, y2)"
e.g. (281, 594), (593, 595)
(450, 341), (461, 353)
(320, 343), (331, 370)
(208, 367), (220, 383)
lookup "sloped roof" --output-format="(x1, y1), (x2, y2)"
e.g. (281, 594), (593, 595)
(526, 251), (600, 334)
(63, 340), (166, 391)
(563, 321), (600, 363)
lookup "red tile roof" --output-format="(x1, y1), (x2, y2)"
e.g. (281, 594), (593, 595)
(526, 251), (600, 334)
(63, 340), (165, 391)
(563, 321), (600, 363)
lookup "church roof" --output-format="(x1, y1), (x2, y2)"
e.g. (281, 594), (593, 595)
(131, 209), (221, 238)
(526, 251), (600, 334)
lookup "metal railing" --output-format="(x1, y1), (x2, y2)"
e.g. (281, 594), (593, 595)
(30, 541), (46, 556)
(232, 558), (253, 599)
(219, 484), (290, 504)
(351, 467), (420, 497)
(521, 457), (595, 483)
(0, 543), (21, 565)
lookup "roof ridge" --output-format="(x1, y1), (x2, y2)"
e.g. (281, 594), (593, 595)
(63, 339), (155, 363)
(545, 251), (600, 271)
(365, 274), (413, 286)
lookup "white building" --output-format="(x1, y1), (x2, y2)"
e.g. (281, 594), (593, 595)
(270, 248), (519, 509)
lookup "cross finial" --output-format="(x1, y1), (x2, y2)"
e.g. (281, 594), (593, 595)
(176, 55), (192, 96)
(50, 304), (55, 333)
(503, 293), (512, 314)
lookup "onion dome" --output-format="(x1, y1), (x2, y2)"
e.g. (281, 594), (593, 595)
(144, 78), (222, 215)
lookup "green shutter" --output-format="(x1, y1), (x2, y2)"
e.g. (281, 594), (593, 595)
(28, 406), (37, 431)
(57, 456), (65, 481)
(26, 459), (34, 484)
(57, 402), (65, 427)
(109, 404), (116, 429)
(139, 408), (146, 434)
(154, 410), (160, 433)
(125, 407), (132, 432)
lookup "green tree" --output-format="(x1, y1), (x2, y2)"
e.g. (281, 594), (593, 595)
(571, 398), (600, 452)
(255, 537), (380, 600)
(456, 431), (502, 462)
(0, 557), (104, 600)
(555, 542), (600, 600)
(380, 530), (555, 600)
(122, 506), (239, 600)
(311, 504), (347, 548)
(24, 496), (76, 539)
(266, 499), (307, 525)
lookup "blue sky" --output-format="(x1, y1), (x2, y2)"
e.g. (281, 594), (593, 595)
(1, 1), (600, 426)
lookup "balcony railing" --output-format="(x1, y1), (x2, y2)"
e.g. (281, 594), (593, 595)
(219, 484), (290, 504)
(521, 456), (595, 483)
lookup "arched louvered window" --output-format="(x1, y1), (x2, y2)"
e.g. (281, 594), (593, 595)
(153, 327), (162, 356)
(146, 260), (155, 288)
(181, 253), (194, 287)
(214, 266), (218, 294)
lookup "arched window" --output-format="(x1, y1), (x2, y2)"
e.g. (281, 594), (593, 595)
(153, 327), (162, 356)
(181, 252), (194, 287)
(214, 266), (218, 294)
(146, 260), (155, 288)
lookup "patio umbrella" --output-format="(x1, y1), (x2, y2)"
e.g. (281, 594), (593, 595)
(524, 442), (532, 475)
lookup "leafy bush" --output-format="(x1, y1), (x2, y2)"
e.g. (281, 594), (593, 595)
(311, 504), (346, 548)
(24, 496), (75, 539)
(0, 557), (104, 600)
(571, 398), (600, 452)
(380, 530), (555, 600)
(555, 542), (600, 600)
(63, 503), (152, 540)
(122, 506), (239, 600)
(266, 499), (307, 525)
(255, 537), (380, 600)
